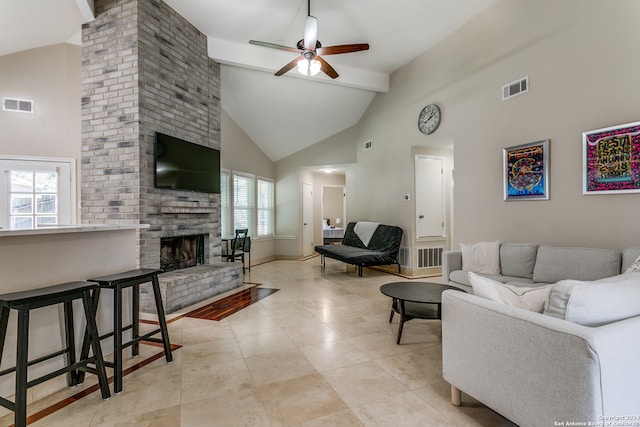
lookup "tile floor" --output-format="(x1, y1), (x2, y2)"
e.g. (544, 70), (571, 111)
(0, 258), (517, 426)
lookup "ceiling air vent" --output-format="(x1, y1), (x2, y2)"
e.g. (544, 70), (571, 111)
(502, 76), (528, 101)
(363, 140), (373, 151)
(3, 98), (34, 113)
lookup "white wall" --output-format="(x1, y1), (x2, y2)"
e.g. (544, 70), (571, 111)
(0, 44), (82, 218)
(221, 109), (276, 264)
(276, 0), (640, 260)
(0, 44), (80, 158)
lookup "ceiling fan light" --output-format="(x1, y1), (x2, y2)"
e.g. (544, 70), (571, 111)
(309, 59), (321, 76)
(297, 58), (321, 76)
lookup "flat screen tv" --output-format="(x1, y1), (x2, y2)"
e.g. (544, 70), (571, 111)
(154, 132), (221, 194)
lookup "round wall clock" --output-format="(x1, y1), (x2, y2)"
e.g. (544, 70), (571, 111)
(418, 103), (441, 135)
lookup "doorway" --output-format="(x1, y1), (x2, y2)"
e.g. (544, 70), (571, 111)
(415, 155), (445, 238)
(321, 185), (345, 229)
(302, 182), (314, 257)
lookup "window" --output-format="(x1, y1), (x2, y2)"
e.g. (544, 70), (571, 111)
(220, 170), (275, 238)
(0, 157), (74, 229)
(220, 169), (231, 237)
(257, 178), (274, 237)
(233, 172), (255, 234)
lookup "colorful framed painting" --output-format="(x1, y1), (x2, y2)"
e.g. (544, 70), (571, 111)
(583, 121), (640, 194)
(503, 140), (549, 201)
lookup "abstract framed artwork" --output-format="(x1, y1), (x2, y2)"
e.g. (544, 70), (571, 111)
(503, 140), (549, 201)
(583, 121), (640, 195)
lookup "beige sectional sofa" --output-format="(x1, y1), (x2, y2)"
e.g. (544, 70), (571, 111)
(441, 244), (640, 427)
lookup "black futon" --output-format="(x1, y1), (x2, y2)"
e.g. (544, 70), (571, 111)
(314, 222), (403, 277)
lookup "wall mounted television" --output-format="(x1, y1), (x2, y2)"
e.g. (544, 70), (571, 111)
(154, 132), (221, 194)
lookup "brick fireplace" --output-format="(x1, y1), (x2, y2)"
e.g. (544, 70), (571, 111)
(160, 234), (205, 272)
(80, 0), (242, 313)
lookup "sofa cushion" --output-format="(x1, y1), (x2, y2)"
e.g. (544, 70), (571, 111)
(626, 256), (640, 273)
(460, 241), (500, 275)
(450, 270), (535, 288)
(448, 270), (472, 287)
(315, 244), (398, 266)
(468, 272), (552, 313)
(623, 247), (640, 273)
(532, 246), (621, 283)
(544, 273), (640, 326)
(499, 243), (537, 279)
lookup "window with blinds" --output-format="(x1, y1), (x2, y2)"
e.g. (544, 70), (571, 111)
(233, 172), (255, 234)
(257, 178), (274, 237)
(220, 170), (275, 239)
(220, 169), (231, 237)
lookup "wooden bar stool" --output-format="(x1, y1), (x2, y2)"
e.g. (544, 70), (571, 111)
(78, 269), (172, 393)
(0, 281), (110, 427)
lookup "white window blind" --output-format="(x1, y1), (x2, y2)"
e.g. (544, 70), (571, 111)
(257, 177), (274, 236)
(220, 169), (231, 237)
(233, 172), (255, 235)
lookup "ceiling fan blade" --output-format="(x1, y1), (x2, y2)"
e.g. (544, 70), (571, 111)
(316, 56), (339, 79)
(249, 40), (300, 54)
(316, 43), (370, 56)
(303, 16), (318, 51)
(274, 56), (301, 76)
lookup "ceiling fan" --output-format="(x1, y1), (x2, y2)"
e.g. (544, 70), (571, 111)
(249, 0), (369, 79)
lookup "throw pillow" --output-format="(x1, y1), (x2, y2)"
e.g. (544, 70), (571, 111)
(468, 272), (552, 313)
(460, 241), (501, 275)
(544, 274), (640, 326)
(625, 254), (640, 273)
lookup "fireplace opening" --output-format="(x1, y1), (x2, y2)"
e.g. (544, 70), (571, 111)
(160, 234), (205, 272)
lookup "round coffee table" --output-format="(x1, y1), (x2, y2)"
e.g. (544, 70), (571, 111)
(380, 281), (463, 344)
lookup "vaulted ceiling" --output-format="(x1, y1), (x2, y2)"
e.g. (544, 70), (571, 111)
(0, 0), (497, 160)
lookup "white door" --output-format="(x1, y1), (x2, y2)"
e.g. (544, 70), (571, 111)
(302, 182), (314, 257)
(415, 156), (444, 238)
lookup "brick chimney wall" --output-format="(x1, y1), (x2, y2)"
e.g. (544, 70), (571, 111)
(81, 0), (222, 269)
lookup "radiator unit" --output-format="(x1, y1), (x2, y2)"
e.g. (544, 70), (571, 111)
(417, 247), (444, 269)
(397, 246), (411, 268)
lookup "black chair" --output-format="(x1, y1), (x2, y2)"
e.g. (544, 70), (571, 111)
(77, 269), (172, 393)
(227, 229), (250, 273)
(0, 281), (110, 427)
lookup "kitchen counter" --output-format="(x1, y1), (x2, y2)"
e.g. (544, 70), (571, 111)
(0, 224), (145, 397)
(0, 223), (147, 237)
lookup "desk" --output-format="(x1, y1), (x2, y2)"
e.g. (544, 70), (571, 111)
(322, 227), (344, 244)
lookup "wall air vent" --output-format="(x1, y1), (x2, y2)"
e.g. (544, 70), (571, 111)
(397, 246), (411, 268)
(363, 140), (373, 151)
(501, 76), (528, 101)
(417, 247), (444, 269)
(3, 98), (34, 113)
